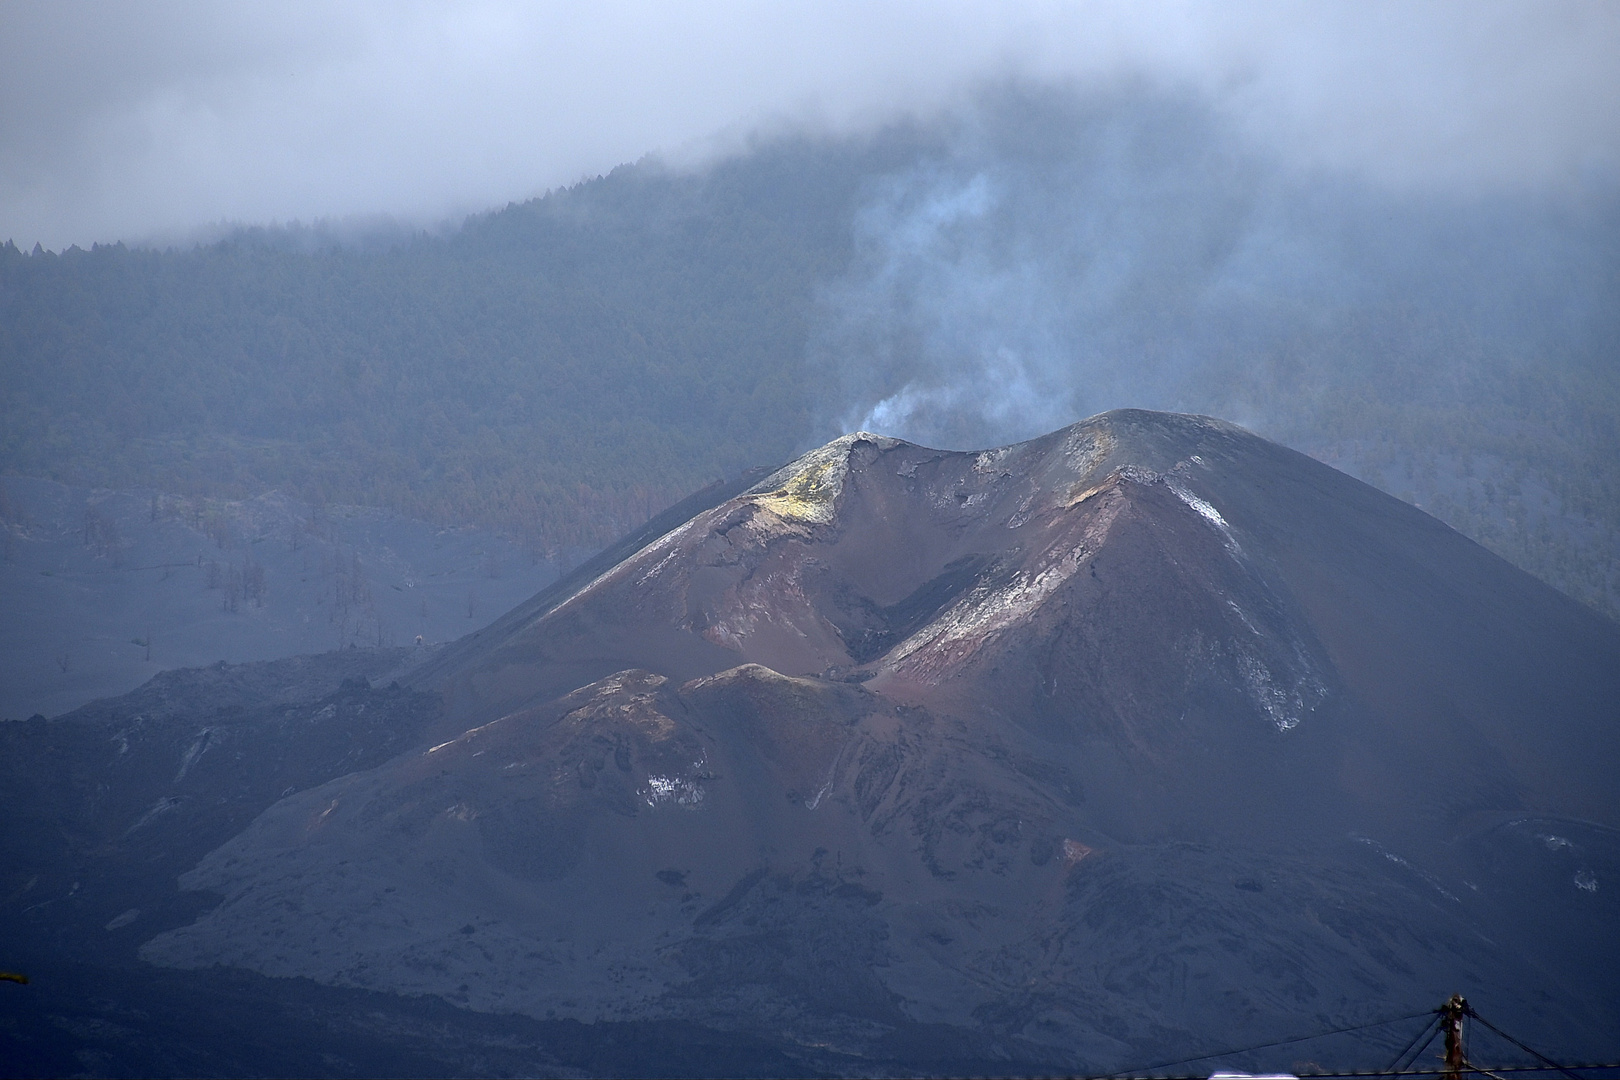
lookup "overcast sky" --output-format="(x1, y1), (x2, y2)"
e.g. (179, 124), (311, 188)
(3, 0), (1617, 250)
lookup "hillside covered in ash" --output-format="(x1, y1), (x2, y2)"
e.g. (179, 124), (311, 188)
(4, 411), (1617, 1077)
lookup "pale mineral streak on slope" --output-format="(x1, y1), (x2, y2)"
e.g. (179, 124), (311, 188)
(641, 773), (705, 807)
(172, 728), (213, 782)
(122, 796), (182, 836)
(1226, 600), (1262, 637)
(750, 458), (845, 525)
(635, 543), (685, 587)
(1222, 601), (1327, 733)
(535, 515), (702, 626)
(803, 737), (854, 811)
(1165, 477), (1242, 558)
(679, 437), (905, 652)
(505, 448), (841, 647)
(640, 747), (709, 809)
(884, 488), (1127, 681)
(542, 433), (879, 622)
(1236, 653), (1302, 732)
(553, 672), (678, 745)
(1159, 472), (1326, 731)
(973, 446), (1012, 474)
(1060, 425), (1112, 479)
(744, 432), (899, 526)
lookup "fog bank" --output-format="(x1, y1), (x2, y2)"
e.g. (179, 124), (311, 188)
(3, 1), (1616, 250)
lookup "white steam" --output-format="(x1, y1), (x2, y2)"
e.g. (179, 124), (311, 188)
(840, 170), (1079, 441)
(813, 91), (1618, 451)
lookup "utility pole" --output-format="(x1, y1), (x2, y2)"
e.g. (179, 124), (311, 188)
(1441, 993), (1468, 1080)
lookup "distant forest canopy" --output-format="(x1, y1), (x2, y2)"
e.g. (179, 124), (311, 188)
(2, 90), (1617, 614)
(0, 136), (889, 551)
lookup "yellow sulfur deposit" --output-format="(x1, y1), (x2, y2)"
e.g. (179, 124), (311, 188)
(751, 460), (843, 523)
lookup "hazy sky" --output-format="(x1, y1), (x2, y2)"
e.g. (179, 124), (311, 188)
(3, 0), (1617, 250)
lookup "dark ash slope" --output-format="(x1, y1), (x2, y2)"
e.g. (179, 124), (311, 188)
(7, 410), (1618, 1075)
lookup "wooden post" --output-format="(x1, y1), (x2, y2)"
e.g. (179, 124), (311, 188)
(1441, 993), (1468, 1080)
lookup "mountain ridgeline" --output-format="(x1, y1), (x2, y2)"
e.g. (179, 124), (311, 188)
(2, 90), (1617, 614)
(7, 412), (1616, 1075)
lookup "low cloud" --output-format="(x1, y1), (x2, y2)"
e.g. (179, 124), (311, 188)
(2, 1), (1616, 249)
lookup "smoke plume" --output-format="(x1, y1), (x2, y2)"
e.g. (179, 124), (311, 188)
(814, 90), (1618, 453)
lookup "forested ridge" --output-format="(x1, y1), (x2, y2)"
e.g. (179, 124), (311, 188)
(1, 101), (1616, 614)
(0, 138), (895, 550)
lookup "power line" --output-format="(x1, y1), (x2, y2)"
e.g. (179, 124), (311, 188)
(1105, 1011), (1435, 1077)
(1387, 1012), (1443, 1074)
(1102, 997), (1606, 1080)
(1465, 1008), (1583, 1080)
(1093, 1065), (1620, 1080)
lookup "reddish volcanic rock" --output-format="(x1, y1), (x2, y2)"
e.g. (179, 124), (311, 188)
(138, 411), (1620, 1069)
